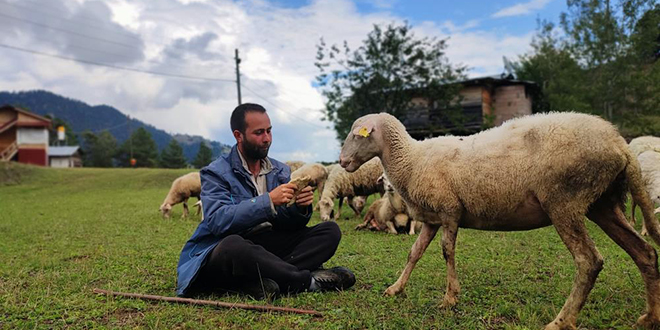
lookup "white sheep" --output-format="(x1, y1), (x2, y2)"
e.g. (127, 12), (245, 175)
(631, 150), (660, 235)
(291, 163), (329, 194)
(285, 160), (305, 173)
(629, 136), (660, 157)
(339, 111), (660, 330)
(317, 158), (384, 221)
(356, 174), (419, 235)
(159, 172), (201, 219)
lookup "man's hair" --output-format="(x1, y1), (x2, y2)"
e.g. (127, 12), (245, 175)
(230, 103), (267, 134)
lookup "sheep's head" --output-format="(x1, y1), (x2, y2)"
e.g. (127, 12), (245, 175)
(339, 114), (382, 172)
(318, 197), (335, 221)
(378, 174), (395, 192)
(160, 203), (172, 219)
(351, 196), (366, 214)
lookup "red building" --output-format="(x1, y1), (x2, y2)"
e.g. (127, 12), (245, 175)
(0, 105), (52, 166)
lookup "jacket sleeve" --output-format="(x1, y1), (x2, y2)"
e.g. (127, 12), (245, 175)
(200, 167), (274, 237)
(269, 166), (313, 230)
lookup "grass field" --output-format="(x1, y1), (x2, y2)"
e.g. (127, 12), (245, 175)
(0, 163), (655, 329)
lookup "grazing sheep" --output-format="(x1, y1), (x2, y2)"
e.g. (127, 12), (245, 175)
(631, 150), (660, 235)
(285, 160), (305, 173)
(339, 112), (660, 330)
(159, 172), (201, 219)
(629, 136), (660, 157)
(291, 163), (329, 194)
(356, 174), (419, 234)
(318, 158), (384, 221)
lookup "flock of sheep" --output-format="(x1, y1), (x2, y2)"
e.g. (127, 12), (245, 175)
(156, 112), (660, 329)
(157, 157), (416, 235)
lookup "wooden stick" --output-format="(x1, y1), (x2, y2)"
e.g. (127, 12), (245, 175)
(92, 288), (323, 317)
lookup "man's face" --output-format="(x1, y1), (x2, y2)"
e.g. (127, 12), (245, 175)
(235, 111), (272, 160)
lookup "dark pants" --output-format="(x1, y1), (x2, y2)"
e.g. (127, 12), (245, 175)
(191, 221), (341, 294)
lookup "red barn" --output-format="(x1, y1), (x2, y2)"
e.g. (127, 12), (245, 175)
(0, 105), (52, 166)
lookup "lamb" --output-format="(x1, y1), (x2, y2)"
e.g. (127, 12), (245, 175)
(285, 160), (305, 173)
(291, 163), (329, 195)
(159, 172), (201, 219)
(317, 158), (384, 221)
(356, 174), (419, 234)
(339, 111), (660, 330)
(629, 136), (660, 157)
(631, 150), (660, 235)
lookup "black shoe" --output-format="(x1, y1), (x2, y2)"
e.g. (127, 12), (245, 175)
(238, 278), (280, 300)
(310, 266), (356, 291)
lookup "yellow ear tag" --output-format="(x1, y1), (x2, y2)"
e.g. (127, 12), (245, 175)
(358, 127), (370, 137)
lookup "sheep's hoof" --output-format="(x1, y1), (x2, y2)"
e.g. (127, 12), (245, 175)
(440, 295), (458, 309)
(383, 285), (403, 296)
(637, 313), (660, 329)
(642, 229), (649, 236)
(543, 322), (577, 330)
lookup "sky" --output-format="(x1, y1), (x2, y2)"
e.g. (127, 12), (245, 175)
(0, 0), (567, 162)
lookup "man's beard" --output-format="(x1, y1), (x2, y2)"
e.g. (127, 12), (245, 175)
(242, 138), (270, 160)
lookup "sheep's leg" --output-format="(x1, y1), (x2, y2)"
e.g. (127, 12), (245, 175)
(182, 198), (189, 219)
(347, 196), (360, 217)
(588, 204), (660, 329)
(384, 223), (440, 296)
(441, 220), (460, 308)
(408, 220), (418, 235)
(334, 197), (343, 221)
(544, 214), (603, 330)
(631, 199), (638, 226)
(385, 221), (397, 234)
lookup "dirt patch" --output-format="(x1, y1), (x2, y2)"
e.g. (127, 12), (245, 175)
(0, 162), (34, 186)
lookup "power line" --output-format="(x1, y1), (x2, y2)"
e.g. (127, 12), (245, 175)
(0, 12), (140, 50)
(0, 0), (141, 42)
(0, 43), (236, 83)
(240, 82), (326, 129)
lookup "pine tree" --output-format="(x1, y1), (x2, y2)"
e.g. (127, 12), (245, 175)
(118, 127), (159, 167)
(82, 130), (117, 167)
(160, 138), (188, 168)
(192, 142), (214, 169)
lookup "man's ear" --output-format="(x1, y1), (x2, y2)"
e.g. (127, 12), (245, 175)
(233, 130), (243, 143)
(352, 118), (376, 137)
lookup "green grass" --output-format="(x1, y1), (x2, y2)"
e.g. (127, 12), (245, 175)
(0, 163), (654, 329)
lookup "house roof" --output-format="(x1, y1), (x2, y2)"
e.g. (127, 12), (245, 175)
(0, 105), (52, 124)
(48, 146), (80, 157)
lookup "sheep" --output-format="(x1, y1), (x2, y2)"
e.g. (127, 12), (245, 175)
(159, 172), (201, 219)
(285, 160), (305, 173)
(291, 163), (329, 195)
(356, 174), (419, 235)
(317, 158), (384, 221)
(631, 150), (660, 235)
(339, 111), (660, 330)
(629, 136), (660, 157)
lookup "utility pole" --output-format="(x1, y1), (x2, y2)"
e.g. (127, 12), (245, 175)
(235, 48), (242, 105)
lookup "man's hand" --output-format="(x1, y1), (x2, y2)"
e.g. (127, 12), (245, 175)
(269, 183), (297, 206)
(295, 186), (314, 207)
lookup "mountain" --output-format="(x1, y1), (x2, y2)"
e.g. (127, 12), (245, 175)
(0, 90), (231, 161)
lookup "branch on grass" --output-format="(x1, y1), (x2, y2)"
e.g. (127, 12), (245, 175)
(92, 288), (323, 317)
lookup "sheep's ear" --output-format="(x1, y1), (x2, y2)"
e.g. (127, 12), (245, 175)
(352, 119), (376, 138)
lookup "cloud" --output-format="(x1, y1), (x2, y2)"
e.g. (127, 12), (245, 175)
(492, 0), (552, 18)
(0, 0), (538, 162)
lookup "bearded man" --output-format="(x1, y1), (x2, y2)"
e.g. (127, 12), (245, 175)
(176, 103), (355, 299)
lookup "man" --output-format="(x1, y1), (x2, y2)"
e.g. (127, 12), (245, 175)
(176, 103), (355, 299)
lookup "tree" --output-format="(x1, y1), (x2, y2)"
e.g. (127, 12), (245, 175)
(81, 130), (117, 167)
(514, 1), (660, 135)
(315, 22), (467, 141)
(193, 142), (213, 169)
(160, 139), (188, 168)
(117, 127), (158, 167)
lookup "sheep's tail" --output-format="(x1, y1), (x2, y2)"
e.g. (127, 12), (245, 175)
(626, 153), (660, 246)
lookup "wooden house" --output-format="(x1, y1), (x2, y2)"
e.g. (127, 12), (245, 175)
(403, 75), (537, 140)
(0, 105), (52, 166)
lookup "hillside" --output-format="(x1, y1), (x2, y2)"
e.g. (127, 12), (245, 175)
(0, 90), (231, 161)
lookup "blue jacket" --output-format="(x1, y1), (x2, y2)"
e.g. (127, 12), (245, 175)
(176, 145), (312, 296)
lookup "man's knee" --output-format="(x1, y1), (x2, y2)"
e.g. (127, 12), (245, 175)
(215, 235), (249, 258)
(315, 221), (341, 247)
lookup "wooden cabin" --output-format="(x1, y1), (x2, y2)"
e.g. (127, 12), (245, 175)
(403, 75), (537, 140)
(0, 105), (51, 166)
